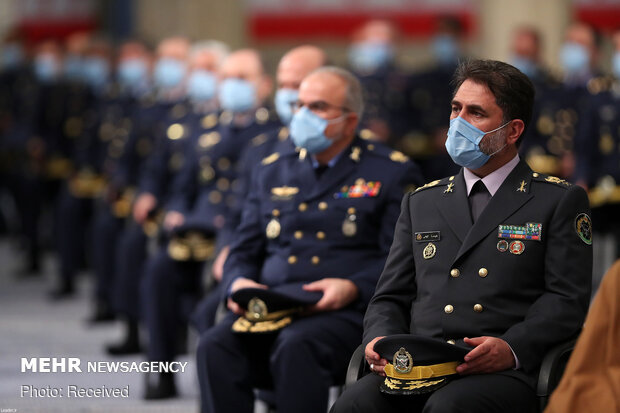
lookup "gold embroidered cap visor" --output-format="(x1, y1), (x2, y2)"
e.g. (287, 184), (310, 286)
(167, 223), (216, 262)
(374, 335), (469, 395)
(230, 282), (323, 334)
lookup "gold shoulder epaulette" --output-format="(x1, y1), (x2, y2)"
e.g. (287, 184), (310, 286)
(252, 133), (268, 147)
(360, 128), (378, 141)
(413, 178), (448, 193)
(389, 150), (409, 163)
(261, 152), (280, 165)
(531, 172), (572, 187)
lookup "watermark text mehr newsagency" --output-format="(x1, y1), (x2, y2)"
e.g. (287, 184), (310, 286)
(21, 357), (188, 373)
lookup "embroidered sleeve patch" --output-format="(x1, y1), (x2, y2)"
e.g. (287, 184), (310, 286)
(575, 213), (593, 245)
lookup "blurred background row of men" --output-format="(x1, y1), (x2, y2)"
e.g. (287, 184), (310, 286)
(1, 0), (619, 405)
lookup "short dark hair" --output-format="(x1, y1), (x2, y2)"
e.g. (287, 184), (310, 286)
(452, 59), (535, 145)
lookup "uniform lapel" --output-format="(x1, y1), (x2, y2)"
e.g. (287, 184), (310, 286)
(436, 169), (471, 243)
(453, 160), (534, 264)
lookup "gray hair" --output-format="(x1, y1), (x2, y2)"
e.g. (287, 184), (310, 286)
(190, 40), (230, 68)
(310, 66), (364, 119)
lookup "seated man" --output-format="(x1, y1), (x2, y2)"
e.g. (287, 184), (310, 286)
(196, 66), (424, 413)
(332, 59), (592, 413)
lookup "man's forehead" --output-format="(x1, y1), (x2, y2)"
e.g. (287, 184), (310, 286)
(453, 79), (498, 108)
(299, 72), (345, 98)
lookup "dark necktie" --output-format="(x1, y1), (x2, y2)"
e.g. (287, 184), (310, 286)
(469, 180), (491, 222)
(315, 164), (328, 179)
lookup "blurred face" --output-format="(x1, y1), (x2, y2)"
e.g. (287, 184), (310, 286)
(157, 38), (190, 61)
(565, 24), (596, 58)
(191, 50), (218, 72)
(219, 50), (270, 102)
(296, 72), (355, 140)
(355, 20), (396, 44)
(512, 30), (539, 60)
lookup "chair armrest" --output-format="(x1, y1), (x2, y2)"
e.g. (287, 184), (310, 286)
(536, 337), (577, 398)
(345, 344), (367, 388)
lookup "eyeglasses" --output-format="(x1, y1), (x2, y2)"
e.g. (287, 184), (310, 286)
(292, 99), (351, 115)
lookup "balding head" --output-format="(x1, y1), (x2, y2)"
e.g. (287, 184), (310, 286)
(157, 36), (191, 61)
(277, 45), (327, 90)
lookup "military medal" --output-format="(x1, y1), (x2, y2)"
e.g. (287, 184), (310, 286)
(266, 209), (281, 239)
(509, 240), (525, 255)
(342, 209), (357, 237)
(423, 242), (436, 259)
(497, 240), (509, 252)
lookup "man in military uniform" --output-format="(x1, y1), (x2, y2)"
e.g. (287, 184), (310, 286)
(573, 28), (620, 293)
(401, 16), (466, 181)
(332, 59), (592, 413)
(104, 39), (227, 352)
(347, 19), (410, 145)
(140, 48), (279, 399)
(190, 44), (328, 333)
(196, 66), (423, 413)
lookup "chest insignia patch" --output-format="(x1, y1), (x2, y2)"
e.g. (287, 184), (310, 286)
(334, 180), (381, 199)
(271, 186), (299, 201)
(498, 223), (542, 241)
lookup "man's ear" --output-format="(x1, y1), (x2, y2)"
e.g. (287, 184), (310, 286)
(345, 112), (359, 136)
(507, 119), (525, 145)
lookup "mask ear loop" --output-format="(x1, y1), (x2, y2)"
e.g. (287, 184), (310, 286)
(483, 120), (512, 157)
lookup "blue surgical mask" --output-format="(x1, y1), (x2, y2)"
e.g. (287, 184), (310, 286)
(432, 35), (459, 66)
(445, 117), (510, 169)
(34, 54), (59, 83)
(218, 78), (256, 112)
(560, 42), (589, 76)
(275, 88), (299, 125)
(187, 70), (217, 102)
(2, 44), (23, 69)
(290, 107), (345, 154)
(511, 56), (537, 78)
(612, 52), (620, 79)
(117, 58), (148, 87)
(348, 42), (393, 73)
(154, 58), (186, 89)
(83, 57), (110, 89)
(63, 54), (84, 80)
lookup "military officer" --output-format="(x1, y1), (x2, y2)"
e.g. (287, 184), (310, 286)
(140, 48), (280, 399)
(106, 39), (226, 352)
(196, 66), (423, 413)
(520, 22), (603, 181)
(573, 28), (620, 293)
(192, 45), (329, 332)
(347, 19), (411, 145)
(401, 16), (467, 180)
(332, 59), (592, 413)
(87, 40), (152, 322)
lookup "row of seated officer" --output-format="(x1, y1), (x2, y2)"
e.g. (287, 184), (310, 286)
(200, 59), (592, 413)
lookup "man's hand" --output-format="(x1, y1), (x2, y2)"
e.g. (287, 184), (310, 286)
(132, 193), (157, 224)
(303, 278), (359, 312)
(211, 246), (230, 282)
(163, 211), (185, 231)
(226, 277), (268, 315)
(364, 336), (387, 376)
(456, 336), (516, 375)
